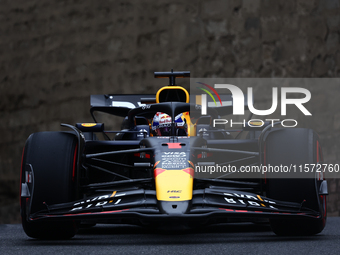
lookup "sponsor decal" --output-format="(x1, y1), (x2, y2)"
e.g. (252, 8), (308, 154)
(81, 123), (97, 127)
(161, 152), (187, 169)
(167, 190), (182, 193)
(114, 199), (121, 205)
(223, 192), (277, 209)
(70, 192), (121, 211)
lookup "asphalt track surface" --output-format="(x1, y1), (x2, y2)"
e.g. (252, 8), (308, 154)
(1, 218), (340, 255)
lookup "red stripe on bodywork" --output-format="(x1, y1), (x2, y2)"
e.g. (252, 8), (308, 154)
(154, 168), (166, 178)
(188, 161), (194, 168)
(167, 143), (182, 149)
(134, 153), (151, 158)
(72, 143), (78, 182)
(197, 153), (212, 159)
(154, 161), (160, 168)
(182, 168), (194, 177)
(220, 208), (234, 212)
(62, 209), (129, 217)
(218, 208), (320, 218)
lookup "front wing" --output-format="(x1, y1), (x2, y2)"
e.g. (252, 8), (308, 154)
(26, 187), (322, 224)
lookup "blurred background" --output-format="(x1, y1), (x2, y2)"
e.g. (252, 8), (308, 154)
(1, 0), (340, 223)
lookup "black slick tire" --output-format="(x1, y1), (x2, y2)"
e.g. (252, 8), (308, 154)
(20, 132), (79, 239)
(265, 128), (326, 236)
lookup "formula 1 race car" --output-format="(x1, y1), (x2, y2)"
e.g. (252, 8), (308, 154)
(20, 71), (328, 239)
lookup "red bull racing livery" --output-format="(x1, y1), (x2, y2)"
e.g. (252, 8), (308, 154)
(20, 71), (328, 239)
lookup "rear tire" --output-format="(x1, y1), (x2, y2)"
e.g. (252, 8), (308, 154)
(265, 128), (326, 236)
(20, 132), (79, 239)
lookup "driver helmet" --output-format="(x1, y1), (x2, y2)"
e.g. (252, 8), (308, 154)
(152, 112), (186, 136)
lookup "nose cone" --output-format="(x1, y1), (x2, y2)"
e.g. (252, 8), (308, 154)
(155, 169), (193, 201)
(158, 201), (190, 215)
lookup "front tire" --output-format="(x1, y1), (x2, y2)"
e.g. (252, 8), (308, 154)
(265, 128), (326, 236)
(20, 132), (79, 239)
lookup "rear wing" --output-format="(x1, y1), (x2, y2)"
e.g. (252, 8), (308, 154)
(90, 94), (155, 117)
(90, 93), (249, 119)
